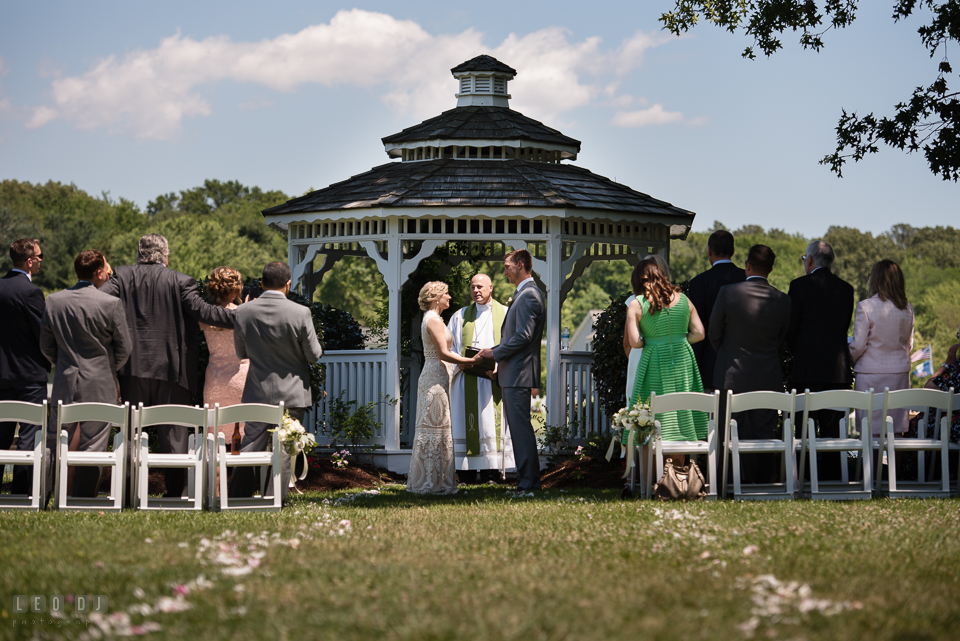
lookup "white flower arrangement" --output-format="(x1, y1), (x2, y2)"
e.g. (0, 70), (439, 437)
(611, 399), (656, 447)
(270, 413), (317, 481)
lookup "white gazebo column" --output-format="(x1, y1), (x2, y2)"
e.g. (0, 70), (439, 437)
(544, 236), (563, 433)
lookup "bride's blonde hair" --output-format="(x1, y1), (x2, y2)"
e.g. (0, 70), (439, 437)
(418, 281), (448, 311)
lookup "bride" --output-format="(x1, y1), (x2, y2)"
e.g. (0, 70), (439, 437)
(407, 281), (482, 494)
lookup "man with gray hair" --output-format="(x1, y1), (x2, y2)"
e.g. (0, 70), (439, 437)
(786, 239), (854, 483)
(101, 233), (235, 499)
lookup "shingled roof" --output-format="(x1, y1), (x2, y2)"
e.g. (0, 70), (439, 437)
(263, 159), (693, 222)
(381, 106), (580, 151)
(450, 55), (517, 76)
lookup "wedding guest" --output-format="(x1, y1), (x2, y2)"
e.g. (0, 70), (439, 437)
(623, 254), (671, 400)
(624, 258), (707, 464)
(230, 261), (323, 504)
(40, 250), (130, 498)
(101, 233), (234, 499)
(924, 323), (959, 444)
(786, 240), (854, 481)
(0, 239), (50, 500)
(408, 281), (481, 494)
(710, 245), (791, 484)
(200, 266), (249, 444)
(688, 230), (746, 392)
(849, 259), (914, 437)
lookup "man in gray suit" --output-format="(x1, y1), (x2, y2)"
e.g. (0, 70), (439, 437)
(709, 244), (791, 484)
(40, 250), (131, 498)
(479, 249), (545, 492)
(229, 261), (323, 503)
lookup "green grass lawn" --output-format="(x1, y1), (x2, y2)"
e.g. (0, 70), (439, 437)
(2, 485), (959, 640)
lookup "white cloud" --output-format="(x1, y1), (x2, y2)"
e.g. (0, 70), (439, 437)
(27, 9), (689, 140)
(612, 104), (705, 128)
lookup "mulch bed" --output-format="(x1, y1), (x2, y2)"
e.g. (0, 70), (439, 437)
(540, 455), (627, 490)
(5, 454), (625, 497)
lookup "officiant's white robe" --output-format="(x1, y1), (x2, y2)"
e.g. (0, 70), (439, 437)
(448, 302), (515, 471)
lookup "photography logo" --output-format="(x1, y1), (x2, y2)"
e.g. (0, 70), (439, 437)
(11, 595), (108, 628)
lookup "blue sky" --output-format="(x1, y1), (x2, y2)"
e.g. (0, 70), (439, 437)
(1, 1), (955, 237)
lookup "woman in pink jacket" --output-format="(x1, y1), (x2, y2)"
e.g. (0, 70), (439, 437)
(849, 259), (914, 436)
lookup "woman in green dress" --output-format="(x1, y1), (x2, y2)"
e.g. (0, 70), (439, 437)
(625, 258), (708, 448)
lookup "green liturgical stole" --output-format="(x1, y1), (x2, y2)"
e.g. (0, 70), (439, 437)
(461, 301), (506, 456)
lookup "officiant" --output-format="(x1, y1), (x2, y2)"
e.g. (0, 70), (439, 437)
(447, 273), (514, 482)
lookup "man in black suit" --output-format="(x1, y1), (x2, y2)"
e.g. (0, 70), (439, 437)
(710, 245), (791, 484)
(101, 234), (234, 498)
(787, 240), (854, 481)
(0, 238), (50, 498)
(687, 230), (746, 391)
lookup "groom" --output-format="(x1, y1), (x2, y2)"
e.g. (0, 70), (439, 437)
(479, 249), (545, 492)
(230, 261), (323, 503)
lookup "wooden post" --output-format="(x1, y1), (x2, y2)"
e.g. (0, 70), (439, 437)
(545, 235), (563, 438)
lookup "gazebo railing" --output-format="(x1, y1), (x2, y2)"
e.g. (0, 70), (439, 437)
(560, 351), (612, 440)
(306, 350), (390, 447)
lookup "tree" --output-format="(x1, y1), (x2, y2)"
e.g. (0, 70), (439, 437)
(661, 1), (960, 180)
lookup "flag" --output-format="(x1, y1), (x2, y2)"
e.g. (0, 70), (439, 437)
(910, 344), (932, 363)
(913, 360), (934, 378)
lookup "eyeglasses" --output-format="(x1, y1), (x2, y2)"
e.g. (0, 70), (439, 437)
(31, 253), (44, 260)
(800, 254), (808, 262)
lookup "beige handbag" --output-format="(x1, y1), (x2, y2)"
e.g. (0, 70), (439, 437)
(652, 458), (706, 500)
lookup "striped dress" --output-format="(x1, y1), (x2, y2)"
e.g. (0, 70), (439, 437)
(629, 294), (707, 441)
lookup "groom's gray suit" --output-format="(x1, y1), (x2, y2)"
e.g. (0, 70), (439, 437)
(492, 278), (545, 491)
(229, 289), (323, 501)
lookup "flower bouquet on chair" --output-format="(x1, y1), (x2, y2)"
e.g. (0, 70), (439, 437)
(606, 400), (655, 480)
(270, 413), (317, 481)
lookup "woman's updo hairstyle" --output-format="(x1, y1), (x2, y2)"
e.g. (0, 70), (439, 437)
(207, 266), (243, 303)
(418, 281), (448, 311)
(630, 258), (679, 313)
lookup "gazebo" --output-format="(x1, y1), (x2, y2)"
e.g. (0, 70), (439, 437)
(262, 55), (697, 471)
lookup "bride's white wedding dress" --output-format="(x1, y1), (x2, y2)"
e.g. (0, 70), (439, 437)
(406, 310), (459, 494)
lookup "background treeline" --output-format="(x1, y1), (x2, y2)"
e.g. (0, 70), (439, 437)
(2, 179), (958, 369)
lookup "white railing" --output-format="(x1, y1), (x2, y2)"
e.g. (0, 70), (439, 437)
(306, 350), (612, 449)
(560, 351), (612, 440)
(306, 350), (390, 447)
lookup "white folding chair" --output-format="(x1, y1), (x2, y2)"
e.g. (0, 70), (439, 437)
(640, 390), (720, 500)
(877, 387), (954, 498)
(797, 389), (873, 500)
(0, 400), (48, 510)
(211, 402), (284, 512)
(721, 390), (797, 500)
(133, 403), (208, 510)
(55, 401), (129, 511)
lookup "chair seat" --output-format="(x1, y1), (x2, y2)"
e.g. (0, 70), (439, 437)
(810, 437), (864, 451)
(63, 452), (118, 466)
(0, 452), (39, 464)
(146, 453), (201, 467)
(735, 439), (788, 453)
(222, 452), (274, 467)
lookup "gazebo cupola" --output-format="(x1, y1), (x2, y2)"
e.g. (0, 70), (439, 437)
(263, 54), (698, 472)
(452, 54), (515, 107)
(382, 55), (579, 164)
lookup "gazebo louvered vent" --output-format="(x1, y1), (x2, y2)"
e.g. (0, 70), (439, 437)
(263, 54), (698, 472)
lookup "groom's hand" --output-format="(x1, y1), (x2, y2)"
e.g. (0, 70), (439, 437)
(477, 348), (494, 359)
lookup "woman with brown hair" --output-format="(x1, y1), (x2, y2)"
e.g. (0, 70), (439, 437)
(625, 258), (707, 443)
(849, 259), (915, 435)
(200, 266), (249, 445)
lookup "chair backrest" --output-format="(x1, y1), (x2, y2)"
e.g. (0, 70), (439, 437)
(0, 400), (46, 426)
(214, 402), (285, 428)
(727, 390), (797, 415)
(801, 388), (873, 436)
(650, 390), (720, 420)
(137, 403), (209, 429)
(58, 401), (129, 428)
(884, 387), (954, 413)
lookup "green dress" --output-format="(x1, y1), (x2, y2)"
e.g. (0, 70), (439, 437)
(626, 294), (707, 442)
